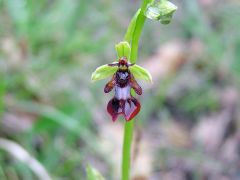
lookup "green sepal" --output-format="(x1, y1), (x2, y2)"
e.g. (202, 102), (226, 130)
(115, 41), (131, 59)
(144, 0), (177, 24)
(86, 165), (105, 180)
(129, 64), (153, 83)
(91, 63), (117, 82)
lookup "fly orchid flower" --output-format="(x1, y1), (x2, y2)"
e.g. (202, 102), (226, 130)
(91, 41), (152, 122)
(104, 56), (142, 121)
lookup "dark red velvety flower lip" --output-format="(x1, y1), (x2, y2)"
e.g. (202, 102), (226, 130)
(107, 97), (141, 122)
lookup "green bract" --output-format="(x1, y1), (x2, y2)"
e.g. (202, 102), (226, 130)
(91, 63), (118, 82)
(86, 165), (105, 180)
(144, 0), (177, 24)
(115, 41), (131, 59)
(130, 64), (153, 82)
(124, 9), (141, 43)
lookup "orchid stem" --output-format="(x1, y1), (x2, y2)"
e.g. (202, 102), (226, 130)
(122, 120), (134, 180)
(121, 0), (151, 179)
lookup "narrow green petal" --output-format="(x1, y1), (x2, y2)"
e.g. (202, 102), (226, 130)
(129, 64), (153, 82)
(91, 63), (117, 82)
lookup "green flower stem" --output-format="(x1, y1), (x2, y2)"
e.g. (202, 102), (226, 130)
(122, 120), (134, 180)
(121, 0), (151, 180)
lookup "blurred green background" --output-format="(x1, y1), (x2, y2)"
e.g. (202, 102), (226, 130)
(0, 0), (240, 179)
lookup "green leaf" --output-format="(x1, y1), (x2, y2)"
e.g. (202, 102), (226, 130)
(124, 9), (141, 42)
(115, 41), (131, 59)
(86, 165), (105, 180)
(91, 63), (117, 82)
(129, 64), (152, 82)
(144, 0), (177, 24)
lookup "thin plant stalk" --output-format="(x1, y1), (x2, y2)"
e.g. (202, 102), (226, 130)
(121, 0), (151, 179)
(122, 120), (134, 180)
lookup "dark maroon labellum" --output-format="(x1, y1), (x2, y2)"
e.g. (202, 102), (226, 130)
(104, 57), (142, 121)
